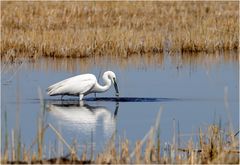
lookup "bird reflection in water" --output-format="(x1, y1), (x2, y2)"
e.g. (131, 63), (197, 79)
(46, 101), (119, 142)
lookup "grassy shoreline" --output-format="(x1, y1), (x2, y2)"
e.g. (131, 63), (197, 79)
(1, 121), (239, 164)
(1, 1), (239, 59)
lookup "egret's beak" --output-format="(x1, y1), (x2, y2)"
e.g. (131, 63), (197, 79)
(113, 78), (119, 97)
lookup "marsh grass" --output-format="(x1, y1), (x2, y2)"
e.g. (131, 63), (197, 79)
(1, 103), (239, 164)
(2, 122), (239, 164)
(1, 1), (239, 60)
(1, 123), (239, 164)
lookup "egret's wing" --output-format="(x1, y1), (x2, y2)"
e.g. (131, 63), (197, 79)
(47, 74), (92, 91)
(47, 78), (70, 91)
(47, 74), (96, 95)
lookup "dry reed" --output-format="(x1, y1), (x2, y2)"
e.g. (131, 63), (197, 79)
(2, 123), (239, 164)
(1, 99), (239, 164)
(1, 1), (239, 60)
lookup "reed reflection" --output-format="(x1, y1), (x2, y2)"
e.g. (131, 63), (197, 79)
(46, 101), (119, 140)
(26, 52), (240, 72)
(1, 51), (238, 74)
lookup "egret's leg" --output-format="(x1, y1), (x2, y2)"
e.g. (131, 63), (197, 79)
(79, 94), (84, 106)
(61, 95), (64, 100)
(79, 94), (83, 101)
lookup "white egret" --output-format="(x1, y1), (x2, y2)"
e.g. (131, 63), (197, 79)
(47, 71), (119, 100)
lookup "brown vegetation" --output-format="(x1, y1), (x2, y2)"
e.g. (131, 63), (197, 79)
(1, 123), (239, 164)
(1, 1), (239, 59)
(1, 98), (239, 164)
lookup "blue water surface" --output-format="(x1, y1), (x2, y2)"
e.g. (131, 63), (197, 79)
(1, 54), (238, 158)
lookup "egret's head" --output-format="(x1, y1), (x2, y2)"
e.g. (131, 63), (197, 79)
(104, 71), (119, 97)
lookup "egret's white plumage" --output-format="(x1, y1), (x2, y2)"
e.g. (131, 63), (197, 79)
(47, 71), (119, 100)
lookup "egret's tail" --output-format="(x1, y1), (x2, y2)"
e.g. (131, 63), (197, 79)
(47, 79), (68, 96)
(47, 86), (57, 96)
(47, 88), (53, 96)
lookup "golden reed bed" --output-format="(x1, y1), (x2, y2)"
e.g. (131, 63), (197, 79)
(1, 1), (239, 59)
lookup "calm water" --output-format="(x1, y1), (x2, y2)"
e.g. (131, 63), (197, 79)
(1, 53), (239, 158)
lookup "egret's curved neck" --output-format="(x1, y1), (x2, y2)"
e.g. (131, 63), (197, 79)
(94, 74), (111, 92)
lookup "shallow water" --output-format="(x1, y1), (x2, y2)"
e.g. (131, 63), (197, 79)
(1, 53), (239, 158)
